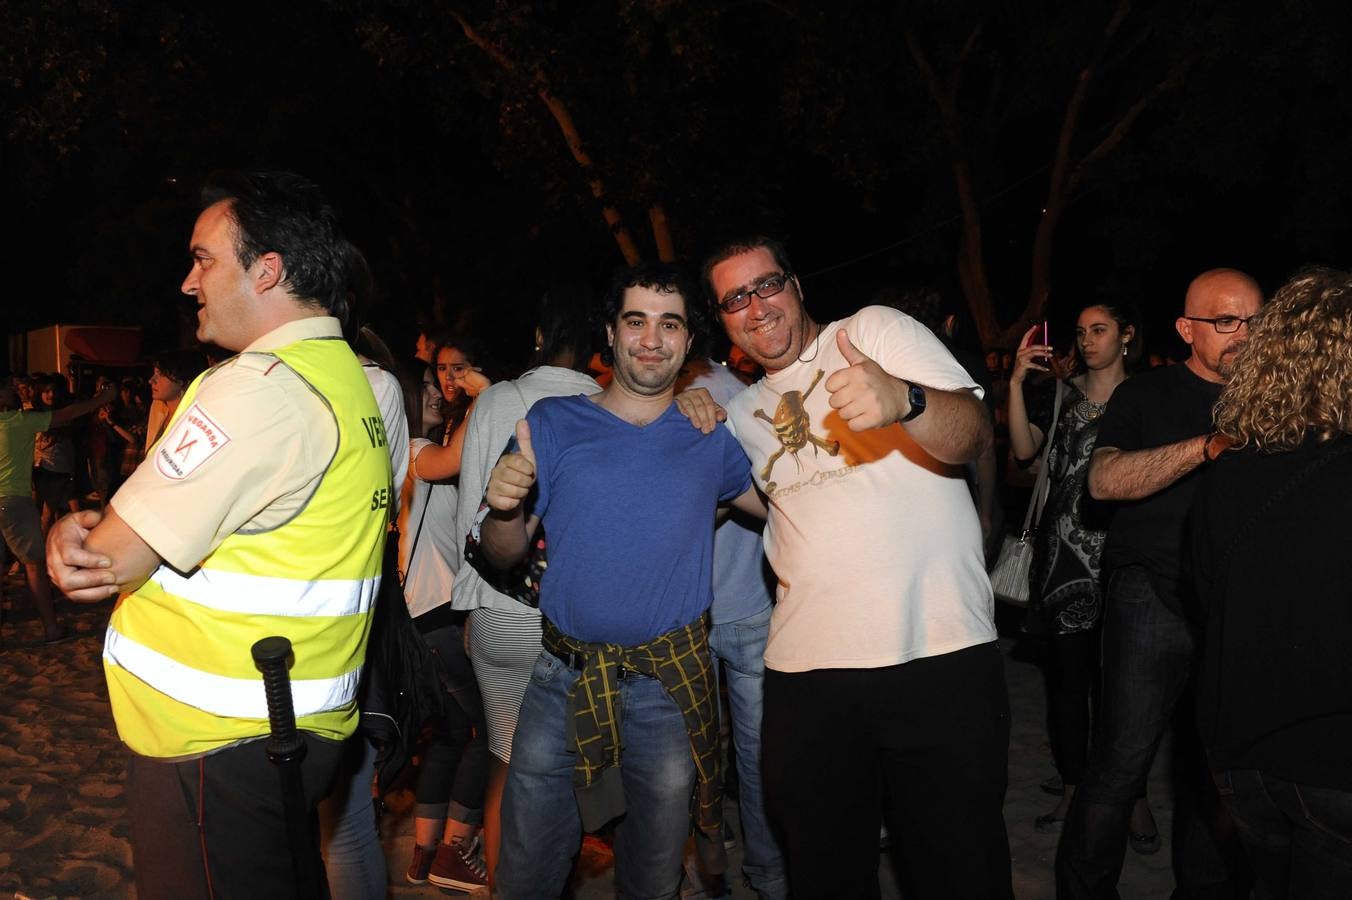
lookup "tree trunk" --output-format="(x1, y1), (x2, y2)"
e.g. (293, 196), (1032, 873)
(952, 159), (1000, 348)
(648, 203), (675, 262)
(533, 89), (642, 265)
(450, 9), (643, 265)
(904, 24), (1002, 348)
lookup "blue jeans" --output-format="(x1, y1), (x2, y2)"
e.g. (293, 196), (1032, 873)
(1217, 769), (1352, 900)
(497, 650), (697, 900)
(709, 604), (786, 900)
(319, 736), (386, 900)
(1057, 566), (1238, 899)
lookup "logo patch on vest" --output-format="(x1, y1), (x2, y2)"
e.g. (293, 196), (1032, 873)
(155, 403), (232, 480)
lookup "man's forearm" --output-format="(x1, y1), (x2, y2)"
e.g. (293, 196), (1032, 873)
(50, 391), (113, 427)
(481, 509), (530, 569)
(83, 506), (162, 593)
(903, 386), (992, 465)
(1088, 436), (1208, 501)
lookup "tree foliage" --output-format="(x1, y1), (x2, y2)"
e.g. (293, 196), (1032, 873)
(5, 0), (1352, 359)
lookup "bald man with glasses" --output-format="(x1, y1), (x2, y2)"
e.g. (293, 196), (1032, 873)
(1057, 268), (1263, 899)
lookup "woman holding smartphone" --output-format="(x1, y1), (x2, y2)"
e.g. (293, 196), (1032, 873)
(401, 334), (495, 891)
(1008, 302), (1159, 850)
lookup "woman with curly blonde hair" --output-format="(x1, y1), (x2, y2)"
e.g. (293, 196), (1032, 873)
(1192, 266), (1352, 899)
(1210, 267), (1352, 452)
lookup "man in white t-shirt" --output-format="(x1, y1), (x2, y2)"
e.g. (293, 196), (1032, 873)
(703, 236), (1011, 899)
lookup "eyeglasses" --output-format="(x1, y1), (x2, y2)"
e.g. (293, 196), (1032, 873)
(717, 273), (795, 314)
(1183, 315), (1254, 334)
(438, 363), (482, 376)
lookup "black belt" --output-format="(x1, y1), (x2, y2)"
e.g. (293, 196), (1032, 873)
(545, 646), (634, 679)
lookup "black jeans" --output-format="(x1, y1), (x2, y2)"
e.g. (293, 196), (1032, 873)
(762, 641), (1013, 900)
(1056, 566), (1242, 899)
(414, 620), (489, 824)
(1047, 628), (1099, 786)
(1217, 769), (1352, 900)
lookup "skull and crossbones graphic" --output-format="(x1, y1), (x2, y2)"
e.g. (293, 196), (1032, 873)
(754, 368), (840, 492)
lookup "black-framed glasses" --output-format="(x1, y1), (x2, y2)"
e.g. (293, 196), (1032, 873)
(717, 273), (795, 314)
(1183, 315), (1254, 334)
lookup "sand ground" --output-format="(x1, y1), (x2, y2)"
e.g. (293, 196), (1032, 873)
(0, 578), (1177, 899)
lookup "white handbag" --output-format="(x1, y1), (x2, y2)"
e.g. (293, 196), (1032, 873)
(991, 380), (1063, 607)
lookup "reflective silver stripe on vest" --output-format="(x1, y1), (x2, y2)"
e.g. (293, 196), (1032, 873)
(103, 628), (360, 719)
(150, 566), (380, 617)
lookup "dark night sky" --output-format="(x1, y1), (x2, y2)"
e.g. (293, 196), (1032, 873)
(6, 0), (1352, 371)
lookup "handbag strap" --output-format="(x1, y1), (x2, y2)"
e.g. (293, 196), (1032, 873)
(1019, 379), (1064, 534)
(404, 416), (458, 587)
(509, 379), (529, 411)
(402, 481), (434, 588)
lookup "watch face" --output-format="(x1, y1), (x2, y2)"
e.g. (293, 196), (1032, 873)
(902, 381), (926, 421)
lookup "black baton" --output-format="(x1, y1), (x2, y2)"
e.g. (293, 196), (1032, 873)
(252, 636), (323, 899)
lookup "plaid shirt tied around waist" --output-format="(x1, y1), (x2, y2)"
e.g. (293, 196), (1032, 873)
(541, 615), (726, 875)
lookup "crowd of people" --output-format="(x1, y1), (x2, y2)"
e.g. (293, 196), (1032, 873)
(9, 167), (1347, 900)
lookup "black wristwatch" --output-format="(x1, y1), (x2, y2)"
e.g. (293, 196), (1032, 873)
(900, 380), (926, 422)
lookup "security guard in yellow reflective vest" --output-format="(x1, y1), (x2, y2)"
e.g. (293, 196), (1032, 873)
(47, 172), (390, 900)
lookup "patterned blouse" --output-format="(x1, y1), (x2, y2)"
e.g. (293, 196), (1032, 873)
(1027, 379), (1114, 635)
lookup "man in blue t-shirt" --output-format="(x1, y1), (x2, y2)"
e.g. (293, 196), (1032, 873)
(482, 262), (759, 900)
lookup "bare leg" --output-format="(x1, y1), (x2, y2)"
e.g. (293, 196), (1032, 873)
(482, 755), (509, 890)
(1051, 783), (1076, 819)
(441, 817), (476, 845)
(414, 816), (445, 850)
(1130, 795), (1157, 835)
(25, 560), (61, 639)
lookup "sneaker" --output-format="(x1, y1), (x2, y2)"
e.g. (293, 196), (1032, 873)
(405, 843), (436, 885)
(428, 838), (488, 891)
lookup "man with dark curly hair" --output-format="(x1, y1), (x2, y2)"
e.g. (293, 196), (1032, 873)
(481, 262), (761, 899)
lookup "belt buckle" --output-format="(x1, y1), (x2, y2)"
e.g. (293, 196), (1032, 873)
(556, 646), (627, 679)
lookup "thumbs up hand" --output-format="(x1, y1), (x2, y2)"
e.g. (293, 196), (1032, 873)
(824, 328), (909, 431)
(486, 419), (538, 512)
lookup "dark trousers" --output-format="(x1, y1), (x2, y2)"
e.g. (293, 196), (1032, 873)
(415, 621), (489, 824)
(762, 641), (1013, 900)
(1047, 628), (1099, 786)
(1217, 769), (1352, 900)
(127, 734), (343, 900)
(1056, 566), (1243, 899)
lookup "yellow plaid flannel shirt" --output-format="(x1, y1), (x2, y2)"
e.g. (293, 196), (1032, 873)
(541, 615), (726, 875)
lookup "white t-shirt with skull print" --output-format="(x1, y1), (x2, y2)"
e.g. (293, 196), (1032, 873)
(725, 305), (996, 673)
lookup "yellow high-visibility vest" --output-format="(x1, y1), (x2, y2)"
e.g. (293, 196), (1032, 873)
(104, 335), (390, 759)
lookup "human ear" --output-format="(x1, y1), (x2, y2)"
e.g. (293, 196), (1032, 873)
(255, 252), (284, 293)
(1175, 317), (1193, 346)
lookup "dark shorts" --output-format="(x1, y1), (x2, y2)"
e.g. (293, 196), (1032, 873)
(0, 495), (45, 563)
(33, 468), (76, 510)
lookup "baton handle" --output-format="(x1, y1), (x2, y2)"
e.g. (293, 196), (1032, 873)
(252, 636), (306, 763)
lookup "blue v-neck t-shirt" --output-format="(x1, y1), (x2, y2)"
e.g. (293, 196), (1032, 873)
(524, 394), (752, 646)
